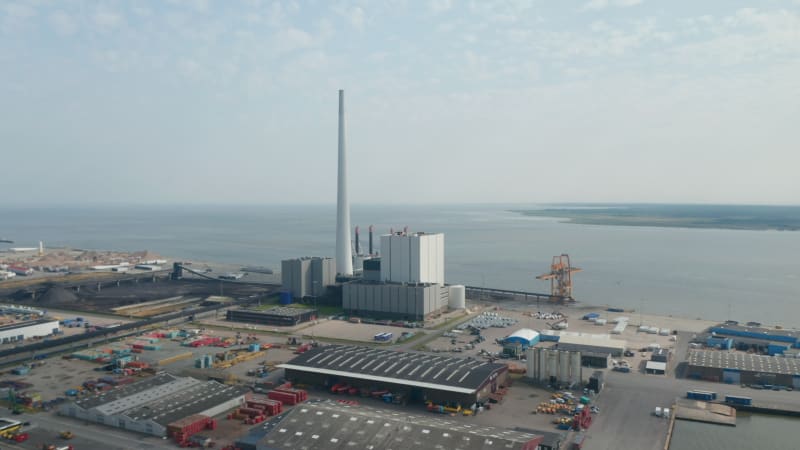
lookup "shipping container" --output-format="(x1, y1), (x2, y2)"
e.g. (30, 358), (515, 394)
(724, 395), (752, 406)
(167, 414), (211, 437)
(687, 390), (717, 401)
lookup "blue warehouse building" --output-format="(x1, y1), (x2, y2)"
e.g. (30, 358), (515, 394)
(708, 324), (800, 355)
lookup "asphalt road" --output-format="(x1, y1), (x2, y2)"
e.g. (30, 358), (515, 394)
(6, 411), (176, 450)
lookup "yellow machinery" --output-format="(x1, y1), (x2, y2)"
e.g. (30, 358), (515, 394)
(213, 350), (266, 369)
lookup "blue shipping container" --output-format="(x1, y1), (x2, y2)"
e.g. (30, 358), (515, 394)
(725, 395), (752, 406)
(583, 313), (600, 320)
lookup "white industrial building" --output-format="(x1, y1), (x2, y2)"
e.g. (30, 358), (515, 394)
(0, 319), (59, 344)
(60, 373), (247, 437)
(281, 257), (336, 299)
(526, 347), (583, 387)
(380, 231), (444, 285)
(342, 281), (449, 320)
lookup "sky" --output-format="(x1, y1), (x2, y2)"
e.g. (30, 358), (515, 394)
(1, 0), (799, 206)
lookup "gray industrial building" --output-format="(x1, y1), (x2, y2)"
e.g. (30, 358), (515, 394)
(686, 349), (800, 388)
(281, 257), (336, 299)
(227, 306), (318, 327)
(236, 400), (547, 450)
(59, 373), (247, 437)
(279, 344), (509, 406)
(342, 280), (449, 320)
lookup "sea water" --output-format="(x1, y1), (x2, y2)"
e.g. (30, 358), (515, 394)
(1, 204), (798, 326)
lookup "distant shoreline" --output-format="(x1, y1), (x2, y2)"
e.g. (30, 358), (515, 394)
(512, 205), (800, 231)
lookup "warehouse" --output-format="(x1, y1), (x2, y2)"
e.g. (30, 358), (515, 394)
(503, 328), (540, 357)
(708, 324), (800, 349)
(686, 350), (800, 388)
(553, 334), (626, 368)
(59, 373), (247, 437)
(227, 306), (317, 327)
(279, 345), (508, 406)
(0, 319), (59, 344)
(236, 400), (544, 450)
(342, 280), (449, 320)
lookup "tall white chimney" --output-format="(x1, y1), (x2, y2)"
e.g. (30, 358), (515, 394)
(336, 89), (354, 276)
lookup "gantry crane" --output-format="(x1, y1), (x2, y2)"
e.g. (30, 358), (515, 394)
(536, 254), (581, 302)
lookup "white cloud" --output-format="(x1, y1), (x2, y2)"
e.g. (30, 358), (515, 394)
(93, 10), (122, 29)
(340, 6), (366, 29)
(49, 11), (77, 36)
(430, 0), (452, 14)
(581, 0), (642, 11)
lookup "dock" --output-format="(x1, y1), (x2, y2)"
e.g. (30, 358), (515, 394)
(674, 400), (736, 426)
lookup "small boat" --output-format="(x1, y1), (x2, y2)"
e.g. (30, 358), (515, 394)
(0, 239), (13, 244)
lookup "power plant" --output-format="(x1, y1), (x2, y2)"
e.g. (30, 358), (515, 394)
(335, 89), (353, 277)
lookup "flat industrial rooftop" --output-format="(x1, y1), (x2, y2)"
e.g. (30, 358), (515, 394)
(241, 400), (542, 450)
(279, 345), (506, 394)
(687, 350), (800, 375)
(70, 372), (248, 426)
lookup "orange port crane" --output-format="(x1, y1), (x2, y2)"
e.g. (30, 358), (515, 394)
(536, 254), (581, 302)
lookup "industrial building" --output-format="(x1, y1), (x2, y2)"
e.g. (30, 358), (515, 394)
(707, 324), (800, 353)
(281, 257), (336, 299)
(503, 329), (540, 356)
(380, 231), (444, 285)
(227, 306), (318, 327)
(342, 280), (449, 320)
(687, 350), (800, 388)
(553, 334), (626, 368)
(0, 319), (59, 344)
(236, 400), (546, 450)
(59, 373), (248, 437)
(279, 345), (509, 406)
(525, 347), (583, 388)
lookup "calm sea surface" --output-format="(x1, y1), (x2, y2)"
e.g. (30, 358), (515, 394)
(1, 204), (798, 326)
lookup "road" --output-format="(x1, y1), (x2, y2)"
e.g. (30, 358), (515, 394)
(586, 368), (800, 450)
(5, 411), (176, 450)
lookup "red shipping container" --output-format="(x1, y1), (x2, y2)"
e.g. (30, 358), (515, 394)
(167, 414), (211, 436)
(267, 391), (297, 406)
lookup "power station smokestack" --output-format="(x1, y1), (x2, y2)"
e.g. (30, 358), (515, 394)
(355, 226), (360, 256)
(336, 89), (354, 276)
(368, 225), (374, 255)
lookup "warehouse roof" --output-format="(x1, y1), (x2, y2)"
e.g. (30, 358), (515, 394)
(687, 350), (800, 375)
(710, 324), (800, 342)
(74, 372), (180, 410)
(236, 306), (316, 318)
(0, 318), (58, 332)
(244, 400), (542, 450)
(125, 381), (248, 426)
(278, 345), (506, 394)
(555, 335), (626, 356)
(505, 328), (539, 344)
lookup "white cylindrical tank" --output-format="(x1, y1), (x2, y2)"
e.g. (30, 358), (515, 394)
(546, 349), (558, 380)
(538, 347), (548, 382)
(569, 351), (582, 386)
(449, 285), (466, 310)
(558, 350), (570, 383)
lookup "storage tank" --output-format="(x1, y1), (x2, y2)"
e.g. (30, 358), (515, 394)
(279, 291), (293, 305)
(558, 350), (570, 383)
(546, 349), (559, 380)
(538, 347), (548, 382)
(569, 351), (582, 386)
(448, 285), (466, 310)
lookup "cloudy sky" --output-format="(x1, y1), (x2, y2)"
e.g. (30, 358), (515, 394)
(1, 0), (798, 205)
